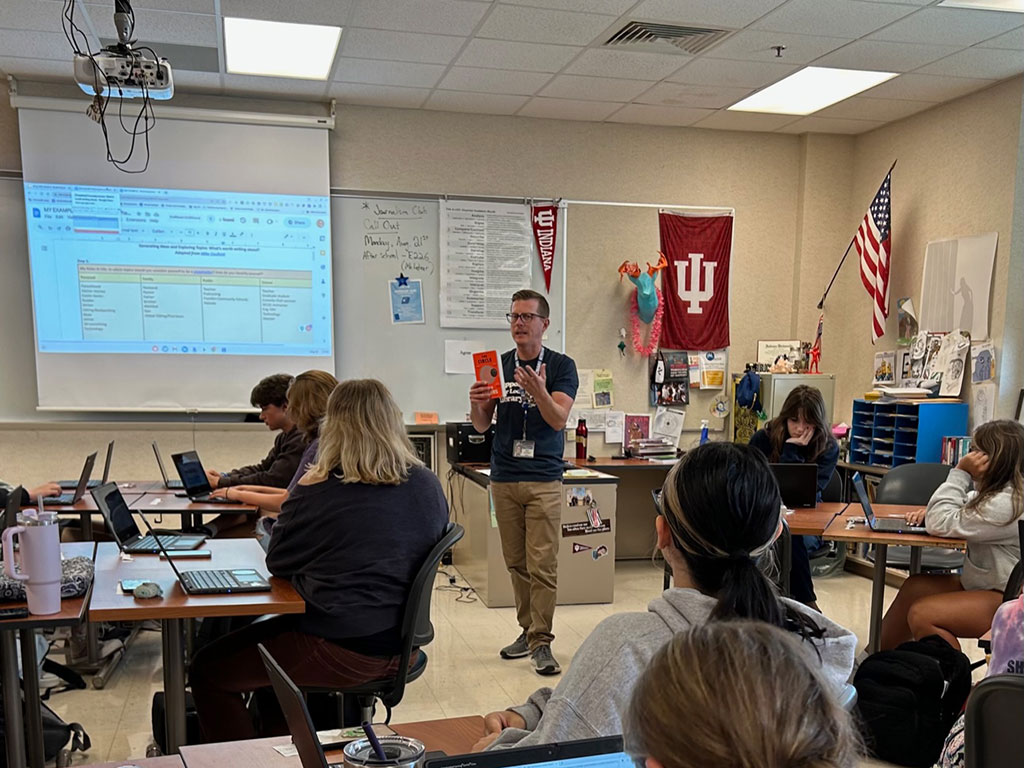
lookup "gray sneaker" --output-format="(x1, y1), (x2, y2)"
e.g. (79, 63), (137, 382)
(531, 645), (561, 676)
(500, 632), (530, 659)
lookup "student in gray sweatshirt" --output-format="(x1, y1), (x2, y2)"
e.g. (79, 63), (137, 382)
(881, 419), (1024, 651)
(475, 442), (857, 751)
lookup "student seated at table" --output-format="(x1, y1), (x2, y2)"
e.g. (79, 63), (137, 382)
(189, 379), (449, 743)
(207, 370), (339, 517)
(880, 419), (1024, 651)
(473, 442), (856, 751)
(0, 479), (62, 507)
(627, 622), (860, 768)
(749, 385), (839, 610)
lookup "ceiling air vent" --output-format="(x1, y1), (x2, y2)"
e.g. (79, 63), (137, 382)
(604, 21), (731, 56)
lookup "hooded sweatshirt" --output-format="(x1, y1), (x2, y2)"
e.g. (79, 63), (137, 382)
(925, 468), (1021, 591)
(487, 588), (857, 750)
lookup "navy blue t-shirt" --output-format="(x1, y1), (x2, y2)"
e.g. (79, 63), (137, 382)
(490, 347), (579, 482)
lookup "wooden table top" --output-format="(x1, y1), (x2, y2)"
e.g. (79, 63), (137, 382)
(88, 540), (304, 622)
(79, 755), (184, 768)
(44, 492), (146, 513)
(0, 542), (96, 631)
(132, 493), (257, 513)
(567, 457), (676, 470)
(786, 502), (848, 536)
(823, 504), (966, 549)
(177, 716), (485, 768)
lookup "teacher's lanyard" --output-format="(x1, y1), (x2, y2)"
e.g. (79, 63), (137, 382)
(514, 346), (545, 441)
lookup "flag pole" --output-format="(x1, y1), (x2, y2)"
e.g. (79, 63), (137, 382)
(816, 158), (898, 310)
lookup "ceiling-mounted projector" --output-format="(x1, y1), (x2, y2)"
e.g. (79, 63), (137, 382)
(74, 50), (174, 100)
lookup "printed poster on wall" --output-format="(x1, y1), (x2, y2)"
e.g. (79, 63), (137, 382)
(440, 199), (532, 328)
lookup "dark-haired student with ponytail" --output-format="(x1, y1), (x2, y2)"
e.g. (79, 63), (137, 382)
(472, 442), (856, 751)
(749, 385), (839, 609)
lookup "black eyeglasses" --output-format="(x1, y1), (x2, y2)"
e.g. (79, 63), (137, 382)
(506, 312), (545, 323)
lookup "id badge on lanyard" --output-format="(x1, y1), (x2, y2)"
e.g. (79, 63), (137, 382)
(513, 347), (544, 459)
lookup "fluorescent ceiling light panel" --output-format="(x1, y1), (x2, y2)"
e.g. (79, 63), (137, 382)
(728, 66), (898, 115)
(937, 0), (1024, 11)
(224, 17), (342, 79)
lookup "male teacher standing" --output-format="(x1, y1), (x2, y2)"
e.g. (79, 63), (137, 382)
(469, 289), (578, 676)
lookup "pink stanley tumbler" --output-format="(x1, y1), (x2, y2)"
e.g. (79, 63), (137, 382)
(2, 510), (62, 615)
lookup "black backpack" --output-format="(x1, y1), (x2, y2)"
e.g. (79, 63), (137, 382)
(854, 635), (972, 767)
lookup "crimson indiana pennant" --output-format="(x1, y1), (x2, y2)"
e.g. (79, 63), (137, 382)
(531, 204), (557, 292)
(659, 212), (733, 350)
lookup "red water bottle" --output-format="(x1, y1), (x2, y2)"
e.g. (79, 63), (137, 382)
(575, 418), (588, 460)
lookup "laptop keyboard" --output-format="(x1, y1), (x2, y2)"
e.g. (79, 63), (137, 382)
(135, 534), (182, 549)
(182, 570), (236, 591)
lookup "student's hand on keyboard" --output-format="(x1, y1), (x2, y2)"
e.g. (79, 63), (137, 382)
(29, 483), (62, 502)
(208, 488), (228, 500)
(904, 508), (927, 526)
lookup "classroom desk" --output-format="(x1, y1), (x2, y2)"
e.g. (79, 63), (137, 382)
(823, 504), (966, 654)
(132, 492), (258, 530)
(176, 716), (486, 768)
(786, 502), (848, 536)
(83, 757), (185, 768)
(0, 541), (95, 768)
(46, 491), (146, 540)
(88, 540), (305, 755)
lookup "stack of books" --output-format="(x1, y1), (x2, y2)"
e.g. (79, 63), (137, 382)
(941, 435), (972, 466)
(629, 437), (677, 460)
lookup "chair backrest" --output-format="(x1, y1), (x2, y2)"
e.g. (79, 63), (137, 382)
(875, 463), (951, 506)
(821, 470), (843, 503)
(965, 675), (1024, 768)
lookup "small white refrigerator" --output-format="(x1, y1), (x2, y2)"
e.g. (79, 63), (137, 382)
(759, 373), (836, 424)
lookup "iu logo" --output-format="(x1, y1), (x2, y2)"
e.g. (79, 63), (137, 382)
(676, 252), (717, 314)
(533, 208), (554, 228)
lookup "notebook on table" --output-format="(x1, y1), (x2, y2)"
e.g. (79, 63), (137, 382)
(170, 450), (242, 504)
(152, 441), (183, 489)
(138, 511), (271, 594)
(60, 440), (113, 490)
(91, 482), (206, 553)
(42, 452), (97, 506)
(769, 463), (818, 509)
(853, 473), (927, 534)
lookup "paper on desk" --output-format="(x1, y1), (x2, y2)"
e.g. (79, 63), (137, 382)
(272, 729), (353, 757)
(605, 411), (624, 444)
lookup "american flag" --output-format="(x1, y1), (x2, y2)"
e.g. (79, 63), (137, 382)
(856, 173), (892, 343)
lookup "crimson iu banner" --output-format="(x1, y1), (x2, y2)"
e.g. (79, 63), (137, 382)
(658, 211), (733, 350)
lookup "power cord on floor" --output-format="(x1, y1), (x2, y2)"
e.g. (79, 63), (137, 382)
(436, 568), (477, 603)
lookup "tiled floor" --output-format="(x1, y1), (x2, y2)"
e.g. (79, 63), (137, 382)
(44, 562), (980, 765)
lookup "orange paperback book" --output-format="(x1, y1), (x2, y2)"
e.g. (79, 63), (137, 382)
(473, 350), (506, 400)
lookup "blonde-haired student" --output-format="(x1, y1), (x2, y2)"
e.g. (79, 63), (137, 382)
(881, 419), (1024, 650)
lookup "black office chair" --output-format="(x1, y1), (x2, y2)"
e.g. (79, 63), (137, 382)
(965, 675), (1024, 768)
(1001, 520), (1024, 602)
(821, 471), (843, 503)
(870, 462), (963, 572)
(810, 470), (847, 578)
(301, 522), (465, 724)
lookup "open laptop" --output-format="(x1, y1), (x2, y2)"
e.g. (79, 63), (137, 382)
(424, 736), (629, 768)
(43, 452), (97, 506)
(170, 450), (241, 504)
(770, 463), (818, 509)
(91, 482), (206, 553)
(59, 441), (114, 490)
(853, 472), (927, 534)
(1, 485), (23, 534)
(152, 441), (184, 490)
(138, 511), (271, 594)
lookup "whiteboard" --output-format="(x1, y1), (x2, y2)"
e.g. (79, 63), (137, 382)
(333, 194), (565, 424)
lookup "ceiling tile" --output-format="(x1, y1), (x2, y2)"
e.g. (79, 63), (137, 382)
(753, 0), (917, 37)
(0, 0), (66, 34)
(83, 5), (219, 46)
(499, 0), (637, 15)
(815, 96), (934, 121)
(915, 46), (1024, 79)
(331, 58), (445, 88)
(630, 0), (789, 29)
(868, 7), (1024, 47)
(813, 39), (961, 72)
(221, 74), (329, 98)
(0, 29), (78, 60)
(172, 70), (222, 92)
(349, 0), (490, 36)
(565, 49), (691, 80)
(777, 115), (886, 134)
(636, 81), (754, 109)
(862, 71), (996, 100)
(668, 57), (798, 88)
(456, 39), (581, 72)
(327, 82), (431, 109)
(339, 29), (465, 65)
(111, 0), (214, 12)
(856, 0), (932, 4)
(438, 66), (553, 95)
(220, 0), (352, 25)
(977, 26), (1024, 49)
(539, 74), (654, 101)
(691, 110), (800, 131)
(424, 90), (530, 115)
(705, 31), (851, 64)
(476, 5), (615, 45)
(605, 103), (714, 126)
(517, 97), (622, 121)
(0, 56), (74, 80)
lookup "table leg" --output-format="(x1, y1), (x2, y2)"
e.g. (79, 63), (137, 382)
(909, 546), (922, 575)
(780, 526), (792, 598)
(1, 629), (26, 768)
(181, 512), (193, 532)
(19, 629), (44, 768)
(868, 543), (888, 654)
(161, 618), (188, 753)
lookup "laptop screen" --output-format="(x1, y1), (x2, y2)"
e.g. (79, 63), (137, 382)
(172, 451), (211, 494)
(93, 483), (141, 544)
(852, 473), (876, 523)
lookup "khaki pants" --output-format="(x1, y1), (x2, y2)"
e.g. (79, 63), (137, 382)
(490, 480), (562, 650)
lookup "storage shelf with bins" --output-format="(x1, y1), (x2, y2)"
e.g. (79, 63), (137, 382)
(849, 399), (968, 468)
